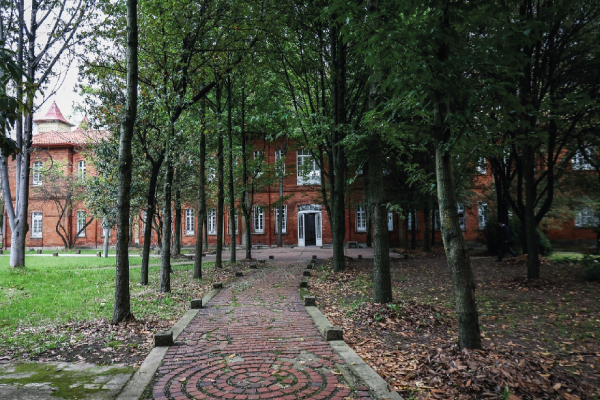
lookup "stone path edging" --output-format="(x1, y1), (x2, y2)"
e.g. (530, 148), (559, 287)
(116, 287), (222, 400)
(304, 305), (402, 400)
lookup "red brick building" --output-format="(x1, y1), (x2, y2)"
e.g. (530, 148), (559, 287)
(3, 103), (596, 250)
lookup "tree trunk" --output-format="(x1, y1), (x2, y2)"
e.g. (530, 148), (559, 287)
(141, 160), (161, 285)
(173, 185), (182, 256)
(194, 101), (207, 280)
(331, 21), (346, 272)
(113, 0), (137, 323)
(227, 77), (236, 263)
(364, 163), (372, 247)
(410, 208), (417, 250)
(103, 227), (110, 258)
(160, 138), (174, 293)
(523, 144), (540, 279)
(216, 86), (224, 268)
(240, 86), (252, 260)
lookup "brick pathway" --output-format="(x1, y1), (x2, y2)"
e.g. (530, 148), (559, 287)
(152, 262), (373, 400)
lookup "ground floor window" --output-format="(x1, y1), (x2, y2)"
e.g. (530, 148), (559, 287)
(356, 204), (366, 232)
(208, 209), (216, 234)
(31, 212), (43, 238)
(185, 209), (195, 234)
(253, 206), (264, 233)
(408, 209), (417, 231)
(575, 207), (599, 228)
(387, 212), (393, 231)
(435, 204), (466, 231)
(478, 202), (488, 229)
(77, 211), (86, 237)
(274, 205), (287, 233)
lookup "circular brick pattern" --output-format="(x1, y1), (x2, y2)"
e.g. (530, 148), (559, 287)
(156, 358), (352, 399)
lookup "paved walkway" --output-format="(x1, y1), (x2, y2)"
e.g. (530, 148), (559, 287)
(151, 262), (373, 400)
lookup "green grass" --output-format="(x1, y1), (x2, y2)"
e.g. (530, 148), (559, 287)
(547, 252), (586, 263)
(0, 256), (215, 357)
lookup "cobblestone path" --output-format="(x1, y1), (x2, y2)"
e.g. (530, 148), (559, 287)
(152, 263), (373, 400)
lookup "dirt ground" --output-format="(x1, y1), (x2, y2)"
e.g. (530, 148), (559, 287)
(311, 249), (600, 400)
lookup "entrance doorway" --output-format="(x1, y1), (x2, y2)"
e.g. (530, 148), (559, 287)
(298, 205), (322, 247)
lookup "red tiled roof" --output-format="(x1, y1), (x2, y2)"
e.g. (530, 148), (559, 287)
(33, 101), (75, 126)
(33, 129), (110, 146)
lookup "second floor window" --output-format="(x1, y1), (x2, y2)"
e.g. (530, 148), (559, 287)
(275, 149), (285, 177)
(476, 157), (487, 174)
(77, 211), (86, 237)
(253, 206), (264, 233)
(208, 209), (216, 235)
(185, 209), (195, 234)
(32, 161), (43, 186)
(254, 151), (264, 177)
(575, 207), (599, 228)
(297, 149), (320, 185)
(78, 160), (86, 181)
(356, 204), (366, 232)
(572, 149), (594, 171)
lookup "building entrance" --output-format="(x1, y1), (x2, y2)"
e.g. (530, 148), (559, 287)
(297, 205), (322, 247)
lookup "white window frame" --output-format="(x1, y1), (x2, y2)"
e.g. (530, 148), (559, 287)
(574, 207), (599, 228)
(356, 204), (366, 232)
(253, 206), (264, 233)
(185, 209), (195, 235)
(387, 212), (393, 232)
(78, 160), (86, 180)
(32, 161), (43, 186)
(76, 211), (86, 237)
(478, 202), (488, 230)
(572, 149), (594, 171)
(296, 149), (320, 185)
(207, 209), (216, 235)
(457, 203), (466, 230)
(476, 157), (487, 174)
(275, 149), (285, 177)
(31, 212), (43, 238)
(228, 213), (238, 235)
(274, 205), (287, 234)
(254, 150), (264, 177)
(408, 209), (417, 231)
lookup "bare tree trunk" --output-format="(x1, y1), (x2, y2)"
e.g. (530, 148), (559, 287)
(194, 101), (207, 280)
(103, 226), (110, 258)
(160, 135), (174, 292)
(216, 85), (224, 268)
(227, 77), (236, 263)
(113, 0), (137, 323)
(141, 160), (162, 285)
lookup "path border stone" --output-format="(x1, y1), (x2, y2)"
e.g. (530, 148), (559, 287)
(116, 287), (221, 400)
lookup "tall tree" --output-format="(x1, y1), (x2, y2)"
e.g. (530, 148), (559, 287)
(113, 0), (138, 323)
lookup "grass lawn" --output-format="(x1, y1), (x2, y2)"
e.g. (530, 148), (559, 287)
(0, 255), (221, 360)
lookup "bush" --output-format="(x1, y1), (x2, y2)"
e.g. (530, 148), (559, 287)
(484, 216), (553, 256)
(580, 256), (600, 282)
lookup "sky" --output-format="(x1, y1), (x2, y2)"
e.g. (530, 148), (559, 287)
(35, 63), (84, 128)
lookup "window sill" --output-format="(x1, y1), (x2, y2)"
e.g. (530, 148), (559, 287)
(31, 236), (43, 239)
(252, 232), (265, 235)
(355, 230), (367, 234)
(184, 233), (195, 236)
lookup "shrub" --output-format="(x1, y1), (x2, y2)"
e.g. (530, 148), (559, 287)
(484, 216), (552, 256)
(580, 256), (600, 282)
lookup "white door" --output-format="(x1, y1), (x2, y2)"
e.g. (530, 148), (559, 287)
(298, 213), (305, 247)
(315, 213), (322, 246)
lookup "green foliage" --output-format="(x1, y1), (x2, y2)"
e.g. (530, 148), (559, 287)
(580, 256), (600, 282)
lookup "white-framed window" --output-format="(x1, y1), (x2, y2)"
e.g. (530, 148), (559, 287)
(408, 210), (417, 231)
(476, 157), (487, 174)
(254, 150), (264, 177)
(228, 213), (238, 235)
(275, 149), (285, 177)
(185, 209), (195, 234)
(478, 202), (488, 229)
(356, 204), (366, 232)
(32, 161), (43, 186)
(76, 211), (86, 237)
(572, 149), (594, 171)
(387, 212), (393, 232)
(575, 207), (599, 228)
(207, 209), (216, 235)
(274, 205), (287, 233)
(297, 149), (320, 185)
(437, 204), (466, 230)
(77, 160), (86, 180)
(253, 206), (264, 233)
(457, 203), (466, 230)
(31, 212), (43, 238)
